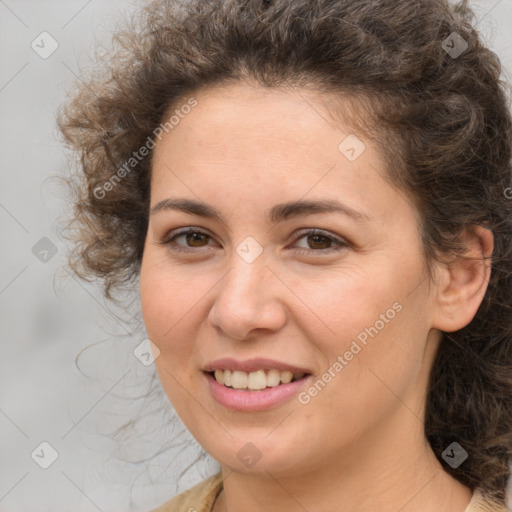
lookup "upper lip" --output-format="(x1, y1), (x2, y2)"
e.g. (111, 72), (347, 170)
(203, 357), (312, 375)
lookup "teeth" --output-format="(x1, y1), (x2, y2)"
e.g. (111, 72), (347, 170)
(248, 370), (267, 390)
(280, 370), (293, 384)
(231, 370), (248, 389)
(266, 369), (281, 387)
(212, 369), (306, 390)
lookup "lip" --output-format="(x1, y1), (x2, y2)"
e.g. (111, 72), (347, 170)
(203, 357), (312, 374)
(205, 371), (312, 411)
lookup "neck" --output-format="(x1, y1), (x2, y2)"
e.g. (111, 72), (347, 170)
(213, 408), (472, 512)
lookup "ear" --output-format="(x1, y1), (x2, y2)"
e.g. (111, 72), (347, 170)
(431, 225), (493, 333)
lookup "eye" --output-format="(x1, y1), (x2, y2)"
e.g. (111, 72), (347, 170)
(159, 227), (216, 252)
(291, 229), (348, 254)
(158, 227), (349, 255)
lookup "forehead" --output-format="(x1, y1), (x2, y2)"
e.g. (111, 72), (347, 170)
(152, 83), (382, 179)
(159, 83), (337, 153)
(149, 82), (409, 227)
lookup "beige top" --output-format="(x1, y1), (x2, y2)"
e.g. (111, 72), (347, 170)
(149, 472), (507, 512)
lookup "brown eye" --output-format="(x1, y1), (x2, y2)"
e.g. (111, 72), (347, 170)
(185, 232), (210, 247)
(160, 227), (216, 252)
(293, 229), (348, 254)
(306, 234), (333, 250)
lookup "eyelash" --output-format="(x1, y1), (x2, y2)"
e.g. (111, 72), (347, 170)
(158, 227), (349, 255)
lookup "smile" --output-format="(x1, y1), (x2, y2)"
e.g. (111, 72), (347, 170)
(204, 372), (311, 411)
(210, 369), (306, 390)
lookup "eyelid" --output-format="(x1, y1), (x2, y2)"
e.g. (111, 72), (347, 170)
(158, 226), (216, 249)
(292, 227), (347, 244)
(291, 228), (349, 253)
(158, 226), (349, 254)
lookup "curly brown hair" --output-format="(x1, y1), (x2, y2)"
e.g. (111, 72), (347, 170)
(57, 0), (512, 504)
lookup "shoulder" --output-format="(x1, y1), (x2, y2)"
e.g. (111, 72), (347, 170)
(465, 488), (507, 512)
(148, 472), (223, 512)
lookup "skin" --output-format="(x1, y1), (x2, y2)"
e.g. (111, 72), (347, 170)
(139, 81), (493, 512)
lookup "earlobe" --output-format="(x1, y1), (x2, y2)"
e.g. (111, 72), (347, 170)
(431, 225), (493, 333)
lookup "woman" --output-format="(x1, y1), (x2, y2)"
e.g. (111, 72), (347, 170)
(58, 0), (512, 510)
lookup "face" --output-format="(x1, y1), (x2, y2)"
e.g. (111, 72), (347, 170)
(140, 82), (441, 478)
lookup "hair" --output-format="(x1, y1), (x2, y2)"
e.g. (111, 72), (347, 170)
(57, 0), (512, 504)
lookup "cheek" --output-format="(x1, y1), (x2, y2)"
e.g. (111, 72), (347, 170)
(139, 262), (200, 409)
(140, 265), (168, 339)
(140, 258), (189, 349)
(297, 257), (429, 398)
(295, 260), (407, 346)
(139, 254), (219, 365)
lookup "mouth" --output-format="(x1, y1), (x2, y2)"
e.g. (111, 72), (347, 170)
(206, 369), (310, 391)
(204, 367), (312, 411)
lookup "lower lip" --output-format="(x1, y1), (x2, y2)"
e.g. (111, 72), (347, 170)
(205, 372), (311, 411)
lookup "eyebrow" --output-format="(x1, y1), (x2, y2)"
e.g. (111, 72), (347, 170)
(150, 197), (372, 223)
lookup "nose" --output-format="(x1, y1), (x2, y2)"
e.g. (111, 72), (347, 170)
(207, 252), (288, 341)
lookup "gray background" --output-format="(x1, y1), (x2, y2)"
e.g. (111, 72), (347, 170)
(1, 1), (511, 511)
